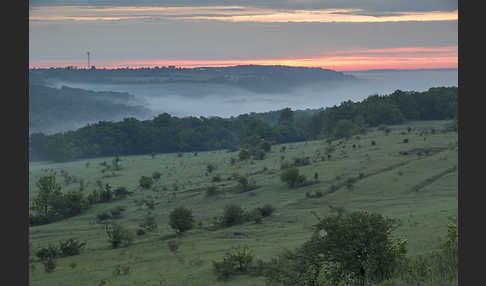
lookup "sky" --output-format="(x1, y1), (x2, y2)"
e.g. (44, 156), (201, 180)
(29, 0), (458, 71)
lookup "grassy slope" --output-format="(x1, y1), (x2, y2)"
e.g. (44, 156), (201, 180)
(28, 120), (458, 286)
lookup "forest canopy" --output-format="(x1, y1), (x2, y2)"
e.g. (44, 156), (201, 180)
(29, 87), (457, 162)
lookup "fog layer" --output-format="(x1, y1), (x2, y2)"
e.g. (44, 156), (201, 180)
(43, 69), (457, 120)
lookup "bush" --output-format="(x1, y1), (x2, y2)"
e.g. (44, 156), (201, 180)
(114, 187), (131, 199)
(248, 209), (263, 224)
(253, 149), (266, 160)
(139, 176), (154, 189)
(97, 211), (112, 223)
(42, 257), (56, 273)
(110, 206), (126, 219)
(238, 149), (250, 161)
(169, 207), (195, 234)
(139, 215), (157, 232)
(36, 244), (59, 261)
(207, 163), (216, 173)
(280, 168), (307, 188)
(105, 222), (133, 249)
(212, 175), (221, 182)
(258, 204), (275, 217)
(293, 157), (311, 167)
(221, 204), (246, 227)
(58, 238), (86, 257)
(206, 185), (219, 197)
(168, 239), (181, 253)
(152, 171), (162, 180)
(213, 246), (255, 280)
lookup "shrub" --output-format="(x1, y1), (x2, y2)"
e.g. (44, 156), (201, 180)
(212, 175), (221, 182)
(248, 209), (263, 224)
(168, 239), (181, 253)
(293, 157), (311, 166)
(403, 138), (409, 143)
(259, 141), (272, 152)
(253, 149), (266, 160)
(221, 204), (246, 227)
(238, 149), (250, 161)
(169, 207), (195, 234)
(152, 171), (162, 180)
(258, 204), (275, 217)
(139, 176), (154, 189)
(42, 257), (56, 273)
(114, 187), (131, 199)
(207, 163), (216, 173)
(97, 211), (112, 223)
(139, 215), (157, 231)
(36, 244), (59, 261)
(105, 222), (133, 249)
(110, 206), (126, 219)
(280, 168), (307, 188)
(58, 238), (86, 257)
(213, 246), (255, 280)
(112, 264), (130, 276)
(206, 185), (219, 197)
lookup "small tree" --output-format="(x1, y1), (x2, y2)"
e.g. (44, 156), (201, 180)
(31, 174), (63, 219)
(139, 176), (154, 189)
(169, 207), (195, 234)
(105, 222), (133, 249)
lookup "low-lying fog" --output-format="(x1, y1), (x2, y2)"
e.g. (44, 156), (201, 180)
(45, 69), (457, 119)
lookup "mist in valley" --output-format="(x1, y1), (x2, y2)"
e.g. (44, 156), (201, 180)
(36, 68), (457, 133)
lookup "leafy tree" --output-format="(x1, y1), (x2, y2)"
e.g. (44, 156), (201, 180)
(31, 174), (63, 219)
(169, 207), (195, 234)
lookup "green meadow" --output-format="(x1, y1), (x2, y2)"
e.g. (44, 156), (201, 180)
(28, 120), (458, 286)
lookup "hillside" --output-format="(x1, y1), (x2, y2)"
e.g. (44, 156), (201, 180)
(29, 120), (458, 286)
(29, 65), (357, 93)
(29, 84), (152, 134)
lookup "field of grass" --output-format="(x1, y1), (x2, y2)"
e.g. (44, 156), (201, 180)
(28, 120), (458, 286)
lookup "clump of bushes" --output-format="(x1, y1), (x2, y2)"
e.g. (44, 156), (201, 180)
(280, 168), (311, 188)
(218, 204), (275, 227)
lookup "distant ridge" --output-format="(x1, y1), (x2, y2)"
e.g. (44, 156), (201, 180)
(344, 68), (458, 73)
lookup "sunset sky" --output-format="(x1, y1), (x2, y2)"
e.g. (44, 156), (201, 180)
(29, 0), (458, 71)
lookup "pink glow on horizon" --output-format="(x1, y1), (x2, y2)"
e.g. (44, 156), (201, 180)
(29, 46), (457, 72)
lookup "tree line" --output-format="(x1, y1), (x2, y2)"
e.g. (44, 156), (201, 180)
(29, 87), (457, 162)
